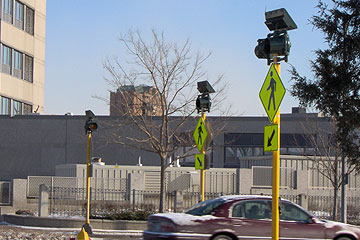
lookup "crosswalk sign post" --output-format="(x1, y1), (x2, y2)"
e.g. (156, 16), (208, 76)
(259, 63), (286, 123)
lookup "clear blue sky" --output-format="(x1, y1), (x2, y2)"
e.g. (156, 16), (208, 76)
(45, 0), (326, 116)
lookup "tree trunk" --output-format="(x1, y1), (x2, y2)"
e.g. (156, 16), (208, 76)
(159, 157), (166, 213)
(333, 186), (338, 221)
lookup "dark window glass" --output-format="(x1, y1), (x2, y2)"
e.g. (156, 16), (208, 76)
(280, 134), (316, 147)
(24, 55), (33, 82)
(279, 202), (311, 222)
(25, 7), (34, 35)
(185, 198), (225, 216)
(23, 103), (32, 114)
(225, 133), (263, 146)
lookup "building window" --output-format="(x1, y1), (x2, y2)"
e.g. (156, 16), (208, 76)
(1, 45), (12, 75)
(14, 0), (24, 29)
(23, 103), (32, 114)
(12, 100), (22, 115)
(0, 97), (11, 115)
(25, 6), (34, 35)
(24, 55), (33, 82)
(2, 0), (13, 23)
(13, 50), (23, 79)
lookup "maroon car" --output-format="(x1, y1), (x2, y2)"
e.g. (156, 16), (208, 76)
(143, 195), (360, 240)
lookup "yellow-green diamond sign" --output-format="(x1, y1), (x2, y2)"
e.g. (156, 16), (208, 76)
(264, 124), (278, 152)
(195, 153), (205, 170)
(193, 118), (207, 152)
(259, 63), (286, 123)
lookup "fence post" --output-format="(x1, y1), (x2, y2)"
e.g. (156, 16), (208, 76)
(298, 194), (308, 210)
(173, 190), (183, 213)
(38, 184), (49, 217)
(132, 189), (136, 210)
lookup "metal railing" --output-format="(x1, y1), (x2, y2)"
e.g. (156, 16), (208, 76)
(49, 187), (231, 217)
(307, 195), (360, 224)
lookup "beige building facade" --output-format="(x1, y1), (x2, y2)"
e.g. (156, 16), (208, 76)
(110, 85), (162, 116)
(0, 0), (46, 115)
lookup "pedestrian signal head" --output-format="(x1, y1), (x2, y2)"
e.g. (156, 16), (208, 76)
(84, 110), (98, 134)
(195, 81), (215, 113)
(254, 31), (291, 65)
(196, 93), (212, 113)
(255, 8), (296, 65)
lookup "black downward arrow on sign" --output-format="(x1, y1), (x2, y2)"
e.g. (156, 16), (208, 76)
(267, 130), (275, 147)
(197, 157), (202, 167)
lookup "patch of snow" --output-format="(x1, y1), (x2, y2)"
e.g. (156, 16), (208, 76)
(152, 213), (218, 226)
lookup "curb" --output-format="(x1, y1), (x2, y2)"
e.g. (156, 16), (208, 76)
(2, 214), (147, 231)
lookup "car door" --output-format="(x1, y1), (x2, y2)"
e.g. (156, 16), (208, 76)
(230, 200), (272, 240)
(279, 201), (326, 240)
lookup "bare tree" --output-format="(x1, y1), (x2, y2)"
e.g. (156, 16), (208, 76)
(296, 115), (355, 220)
(103, 30), (227, 212)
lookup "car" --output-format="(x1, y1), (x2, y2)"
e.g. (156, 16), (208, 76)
(143, 195), (360, 240)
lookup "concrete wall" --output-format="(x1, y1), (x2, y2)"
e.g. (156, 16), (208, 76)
(0, 113), (333, 180)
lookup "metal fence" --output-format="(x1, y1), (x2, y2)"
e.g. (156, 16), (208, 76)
(28, 176), (127, 198)
(48, 186), (360, 224)
(49, 187), (229, 217)
(307, 195), (360, 223)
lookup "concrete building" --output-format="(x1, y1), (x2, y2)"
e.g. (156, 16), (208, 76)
(110, 84), (161, 116)
(0, 107), (335, 180)
(0, 0), (46, 115)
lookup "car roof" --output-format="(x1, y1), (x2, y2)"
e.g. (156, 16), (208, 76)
(217, 195), (285, 203)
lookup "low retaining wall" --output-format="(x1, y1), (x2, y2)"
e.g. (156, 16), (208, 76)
(3, 214), (147, 230)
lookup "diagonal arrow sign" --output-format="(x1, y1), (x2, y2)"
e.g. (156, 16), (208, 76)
(267, 130), (275, 147)
(264, 124), (278, 152)
(197, 156), (202, 167)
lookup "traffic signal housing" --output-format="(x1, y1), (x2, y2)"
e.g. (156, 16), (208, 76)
(85, 120), (98, 134)
(196, 81), (215, 113)
(255, 8), (297, 65)
(254, 31), (291, 65)
(84, 110), (98, 134)
(196, 93), (212, 113)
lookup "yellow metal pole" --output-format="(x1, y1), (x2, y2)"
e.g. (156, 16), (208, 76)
(272, 61), (280, 240)
(86, 132), (91, 225)
(200, 112), (206, 202)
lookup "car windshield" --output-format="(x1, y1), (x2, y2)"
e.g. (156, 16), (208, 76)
(185, 198), (225, 216)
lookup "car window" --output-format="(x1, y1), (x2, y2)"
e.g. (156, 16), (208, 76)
(233, 200), (271, 220)
(232, 202), (244, 217)
(185, 198), (225, 216)
(279, 202), (311, 222)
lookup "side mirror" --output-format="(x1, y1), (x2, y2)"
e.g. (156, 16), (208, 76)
(306, 216), (316, 224)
